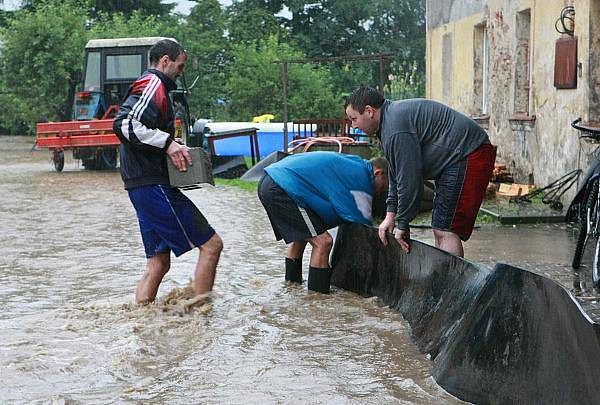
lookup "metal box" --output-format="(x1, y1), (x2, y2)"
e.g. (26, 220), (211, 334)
(554, 36), (578, 89)
(167, 147), (214, 189)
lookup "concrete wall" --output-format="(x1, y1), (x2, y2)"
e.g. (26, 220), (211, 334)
(427, 0), (598, 199)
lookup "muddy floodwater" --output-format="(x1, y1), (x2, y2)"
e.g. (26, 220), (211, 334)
(0, 136), (591, 403)
(1, 137), (466, 404)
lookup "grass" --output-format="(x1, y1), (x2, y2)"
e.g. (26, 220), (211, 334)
(214, 177), (258, 192)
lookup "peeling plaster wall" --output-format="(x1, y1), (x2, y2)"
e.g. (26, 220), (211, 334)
(426, 0), (596, 201)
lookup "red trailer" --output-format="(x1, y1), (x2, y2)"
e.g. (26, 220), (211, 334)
(36, 119), (119, 171)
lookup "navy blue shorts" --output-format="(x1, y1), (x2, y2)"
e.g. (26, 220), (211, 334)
(128, 185), (216, 258)
(258, 174), (328, 244)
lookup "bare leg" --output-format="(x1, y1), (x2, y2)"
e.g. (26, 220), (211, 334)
(136, 252), (171, 304)
(308, 232), (333, 268)
(287, 240), (307, 260)
(433, 229), (464, 257)
(194, 233), (223, 295)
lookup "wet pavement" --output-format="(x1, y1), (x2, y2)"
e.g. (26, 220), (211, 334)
(1, 135), (597, 403)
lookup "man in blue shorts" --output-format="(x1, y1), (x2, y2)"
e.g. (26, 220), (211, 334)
(345, 86), (495, 257)
(113, 39), (223, 304)
(258, 151), (389, 293)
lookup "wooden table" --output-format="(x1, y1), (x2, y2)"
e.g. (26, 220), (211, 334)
(205, 127), (261, 165)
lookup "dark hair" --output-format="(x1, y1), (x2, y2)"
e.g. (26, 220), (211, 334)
(370, 156), (388, 178)
(149, 39), (185, 65)
(370, 156), (389, 220)
(344, 85), (385, 113)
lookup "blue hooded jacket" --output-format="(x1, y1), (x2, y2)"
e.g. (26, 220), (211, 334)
(265, 151), (374, 228)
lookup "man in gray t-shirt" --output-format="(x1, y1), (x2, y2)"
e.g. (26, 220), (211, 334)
(345, 86), (496, 257)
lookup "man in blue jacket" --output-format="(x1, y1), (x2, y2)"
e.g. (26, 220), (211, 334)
(258, 151), (389, 293)
(113, 39), (223, 304)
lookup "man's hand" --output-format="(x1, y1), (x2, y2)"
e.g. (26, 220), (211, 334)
(167, 141), (193, 172)
(393, 228), (411, 254)
(378, 212), (396, 246)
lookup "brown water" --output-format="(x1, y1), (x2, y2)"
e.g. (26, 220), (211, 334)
(0, 137), (465, 403)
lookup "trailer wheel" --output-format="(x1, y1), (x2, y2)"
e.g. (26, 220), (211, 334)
(53, 150), (64, 172)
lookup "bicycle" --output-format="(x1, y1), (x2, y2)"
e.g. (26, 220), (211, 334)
(569, 118), (600, 287)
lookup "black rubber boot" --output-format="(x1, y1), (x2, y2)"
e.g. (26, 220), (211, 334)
(285, 257), (303, 283)
(308, 266), (332, 293)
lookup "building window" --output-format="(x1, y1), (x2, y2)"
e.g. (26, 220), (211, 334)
(514, 9), (531, 116)
(442, 32), (453, 103)
(473, 23), (489, 115)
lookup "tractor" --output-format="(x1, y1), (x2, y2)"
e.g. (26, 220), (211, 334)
(36, 37), (202, 171)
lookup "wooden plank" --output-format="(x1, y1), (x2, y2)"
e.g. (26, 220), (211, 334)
(496, 183), (536, 198)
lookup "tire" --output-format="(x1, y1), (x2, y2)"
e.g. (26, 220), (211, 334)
(572, 178), (599, 268)
(98, 147), (117, 170)
(593, 237), (600, 287)
(53, 150), (64, 172)
(82, 158), (98, 170)
(82, 148), (117, 170)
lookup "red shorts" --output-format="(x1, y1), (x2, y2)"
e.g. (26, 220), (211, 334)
(432, 143), (496, 241)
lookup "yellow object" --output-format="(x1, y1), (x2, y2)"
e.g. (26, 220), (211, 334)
(252, 114), (275, 123)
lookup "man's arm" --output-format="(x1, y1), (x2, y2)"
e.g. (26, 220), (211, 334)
(388, 131), (423, 230)
(378, 132), (422, 252)
(113, 74), (172, 152)
(113, 74), (192, 171)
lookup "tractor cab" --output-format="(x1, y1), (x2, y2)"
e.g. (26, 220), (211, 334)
(76, 37), (191, 120)
(75, 37), (167, 120)
(74, 37), (196, 145)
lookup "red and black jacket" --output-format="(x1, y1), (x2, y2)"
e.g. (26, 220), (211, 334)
(113, 69), (177, 190)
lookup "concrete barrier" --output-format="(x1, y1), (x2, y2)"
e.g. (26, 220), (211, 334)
(330, 223), (600, 404)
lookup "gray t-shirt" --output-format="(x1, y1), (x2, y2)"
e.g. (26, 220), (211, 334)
(377, 99), (489, 229)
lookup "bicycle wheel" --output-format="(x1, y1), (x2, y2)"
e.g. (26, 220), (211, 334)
(592, 181), (600, 286)
(572, 178), (599, 268)
(593, 237), (600, 287)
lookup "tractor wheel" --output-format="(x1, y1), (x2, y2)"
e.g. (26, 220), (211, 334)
(82, 158), (98, 170)
(53, 150), (64, 172)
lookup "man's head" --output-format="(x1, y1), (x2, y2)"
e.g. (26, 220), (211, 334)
(149, 39), (187, 81)
(370, 156), (389, 219)
(345, 86), (385, 136)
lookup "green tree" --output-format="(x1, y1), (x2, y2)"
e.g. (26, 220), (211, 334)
(0, 2), (88, 132)
(178, 0), (230, 119)
(20, 0), (174, 19)
(367, 0), (426, 73)
(284, 0), (370, 57)
(88, 10), (175, 39)
(226, 35), (340, 121)
(89, 0), (174, 19)
(225, 0), (288, 46)
(280, 0), (425, 93)
(385, 60), (424, 100)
